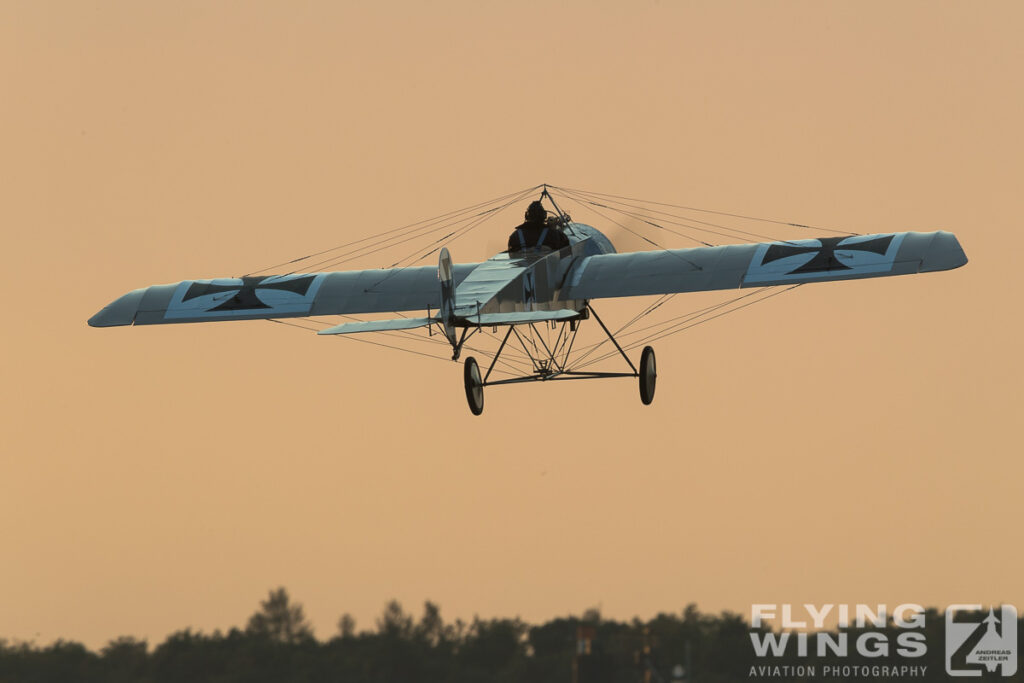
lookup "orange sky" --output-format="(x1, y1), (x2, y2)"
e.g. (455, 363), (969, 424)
(2, 1), (1021, 650)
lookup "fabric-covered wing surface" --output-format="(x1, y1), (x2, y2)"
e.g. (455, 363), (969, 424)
(564, 231), (966, 300)
(88, 264), (479, 327)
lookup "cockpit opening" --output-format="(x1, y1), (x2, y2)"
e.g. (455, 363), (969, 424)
(507, 200), (571, 253)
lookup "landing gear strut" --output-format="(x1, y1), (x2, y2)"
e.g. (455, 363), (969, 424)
(458, 305), (659, 414)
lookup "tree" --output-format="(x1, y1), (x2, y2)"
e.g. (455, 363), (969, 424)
(376, 599), (414, 639)
(337, 613), (357, 639)
(459, 616), (527, 673)
(245, 587), (314, 644)
(415, 601), (453, 647)
(99, 636), (147, 683)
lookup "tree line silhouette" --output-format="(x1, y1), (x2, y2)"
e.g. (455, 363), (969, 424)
(1, 589), (1020, 682)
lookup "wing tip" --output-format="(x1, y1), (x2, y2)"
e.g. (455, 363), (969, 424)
(87, 288), (145, 327)
(920, 231), (968, 272)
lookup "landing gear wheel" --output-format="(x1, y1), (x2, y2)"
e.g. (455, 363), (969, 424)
(638, 346), (657, 405)
(464, 356), (484, 415)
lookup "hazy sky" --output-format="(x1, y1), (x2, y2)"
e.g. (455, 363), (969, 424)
(2, 1), (1021, 649)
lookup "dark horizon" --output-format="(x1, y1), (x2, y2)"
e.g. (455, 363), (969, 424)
(3, 590), (1019, 682)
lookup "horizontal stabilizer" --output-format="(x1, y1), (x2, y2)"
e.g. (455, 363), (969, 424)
(317, 317), (435, 336)
(461, 309), (581, 326)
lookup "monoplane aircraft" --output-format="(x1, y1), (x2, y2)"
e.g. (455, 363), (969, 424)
(89, 185), (967, 414)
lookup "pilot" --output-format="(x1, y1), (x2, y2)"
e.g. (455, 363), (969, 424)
(508, 200), (570, 252)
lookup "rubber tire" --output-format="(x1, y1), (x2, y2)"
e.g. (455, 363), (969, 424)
(464, 356), (484, 416)
(638, 346), (657, 405)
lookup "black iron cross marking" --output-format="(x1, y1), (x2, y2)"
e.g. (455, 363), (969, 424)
(182, 275), (317, 312)
(523, 272), (536, 305)
(762, 235), (895, 275)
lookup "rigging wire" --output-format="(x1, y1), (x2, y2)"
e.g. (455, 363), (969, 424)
(569, 293), (756, 366)
(288, 211), (479, 275)
(556, 186), (797, 245)
(570, 285), (803, 372)
(551, 185), (859, 236)
(298, 315), (533, 374)
(359, 186), (534, 292)
(566, 294), (676, 367)
(243, 184), (541, 277)
(266, 318), (522, 377)
(632, 284), (802, 347)
(256, 185), (541, 377)
(287, 185), (536, 276)
(476, 326), (539, 366)
(572, 287), (780, 360)
(390, 187), (531, 269)
(260, 185), (817, 381)
(542, 186), (812, 372)
(601, 294), (754, 344)
(571, 290), (779, 370)
(558, 193), (704, 270)
(556, 188), (714, 247)
(267, 318), (454, 363)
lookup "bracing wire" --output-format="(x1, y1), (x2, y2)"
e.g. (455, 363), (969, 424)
(267, 318), (523, 377)
(566, 293), (677, 368)
(360, 186), (535, 292)
(289, 186), (535, 276)
(569, 285), (803, 372)
(555, 187), (791, 245)
(558, 193), (705, 270)
(551, 185), (859, 236)
(243, 184), (542, 277)
(262, 184), (820, 379)
(267, 318), (454, 363)
(300, 311), (537, 373)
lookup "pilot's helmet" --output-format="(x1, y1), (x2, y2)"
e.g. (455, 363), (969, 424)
(525, 201), (547, 223)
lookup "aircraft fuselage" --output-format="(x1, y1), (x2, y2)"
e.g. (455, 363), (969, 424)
(452, 223), (614, 317)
